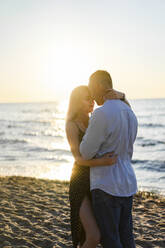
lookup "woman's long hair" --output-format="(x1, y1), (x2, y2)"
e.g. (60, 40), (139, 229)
(66, 85), (89, 122)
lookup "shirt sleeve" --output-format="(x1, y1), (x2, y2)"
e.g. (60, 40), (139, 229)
(80, 108), (107, 160)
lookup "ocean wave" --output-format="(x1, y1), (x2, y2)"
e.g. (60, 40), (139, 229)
(0, 138), (28, 145)
(22, 108), (53, 113)
(27, 147), (71, 155)
(136, 136), (144, 140)
(5, 120), (51, 127)
(0, 156), (16, 161)
(132, 159), (147, 164)
(41, 108), (52, 113)
(136, 138), (165, 147)
(132, 159), (165, 172)
(159, 176), (165, 180)
(141, 140), (165, 147)
(44, 135), (64, 139)
(139, 123), (164, 128)
(41, 133), (64, 138)
(24, 132), (39, 136)
(21, 120), (51, 125)
(22, 110), (38, 113)
(23, 131), (63, 139)
(41, 157), (69, 162)
(7, 124), (23, 129)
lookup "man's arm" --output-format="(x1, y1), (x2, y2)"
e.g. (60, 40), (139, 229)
(80, 108), (107, 160)
(65, 120), (117, 167)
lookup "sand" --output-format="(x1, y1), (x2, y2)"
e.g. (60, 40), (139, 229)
(0, 176), (164, 248)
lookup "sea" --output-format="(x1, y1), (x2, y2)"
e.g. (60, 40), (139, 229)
(0, 99), (165, 196)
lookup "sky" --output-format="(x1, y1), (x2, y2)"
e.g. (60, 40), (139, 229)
(0, 0), (165, 103)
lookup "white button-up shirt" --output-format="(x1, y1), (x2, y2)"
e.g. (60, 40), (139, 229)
(80, 100), (138, 197)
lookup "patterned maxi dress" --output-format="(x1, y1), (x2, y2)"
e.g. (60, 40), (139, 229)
(69, 128), (91, 247)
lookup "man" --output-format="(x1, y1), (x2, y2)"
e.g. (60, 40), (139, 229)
(80, 70), (138, 248)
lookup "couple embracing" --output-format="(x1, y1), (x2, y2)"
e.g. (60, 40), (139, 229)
(66, 70), (138, 248)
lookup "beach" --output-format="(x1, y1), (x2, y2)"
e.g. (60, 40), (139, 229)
(0, 176), (164, 248)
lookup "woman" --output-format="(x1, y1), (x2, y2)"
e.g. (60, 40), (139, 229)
(66, 86), (127, 248)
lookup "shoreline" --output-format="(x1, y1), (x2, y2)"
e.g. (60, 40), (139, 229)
(0, 176), (165, 248)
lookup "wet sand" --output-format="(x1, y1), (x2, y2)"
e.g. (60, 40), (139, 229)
(0, 176), (164, 248)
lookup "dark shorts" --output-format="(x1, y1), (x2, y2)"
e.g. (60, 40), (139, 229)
(91, 189), (136, 248)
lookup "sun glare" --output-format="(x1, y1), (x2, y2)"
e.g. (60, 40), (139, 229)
(43, 45), (92, 99)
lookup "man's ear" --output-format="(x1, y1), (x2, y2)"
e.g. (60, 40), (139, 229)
(97, 83), (105, 95)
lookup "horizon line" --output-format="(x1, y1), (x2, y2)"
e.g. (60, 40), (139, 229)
(0, 97), (165, 104)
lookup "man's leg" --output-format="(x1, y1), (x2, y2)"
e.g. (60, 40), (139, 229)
(119, 196), (135, 248)
(91, 189), (123, 248)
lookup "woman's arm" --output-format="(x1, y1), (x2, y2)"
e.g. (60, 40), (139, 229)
(76, 152), (117, 167)
(66, 121), (117, 167)
(105, 89), (131, 107)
